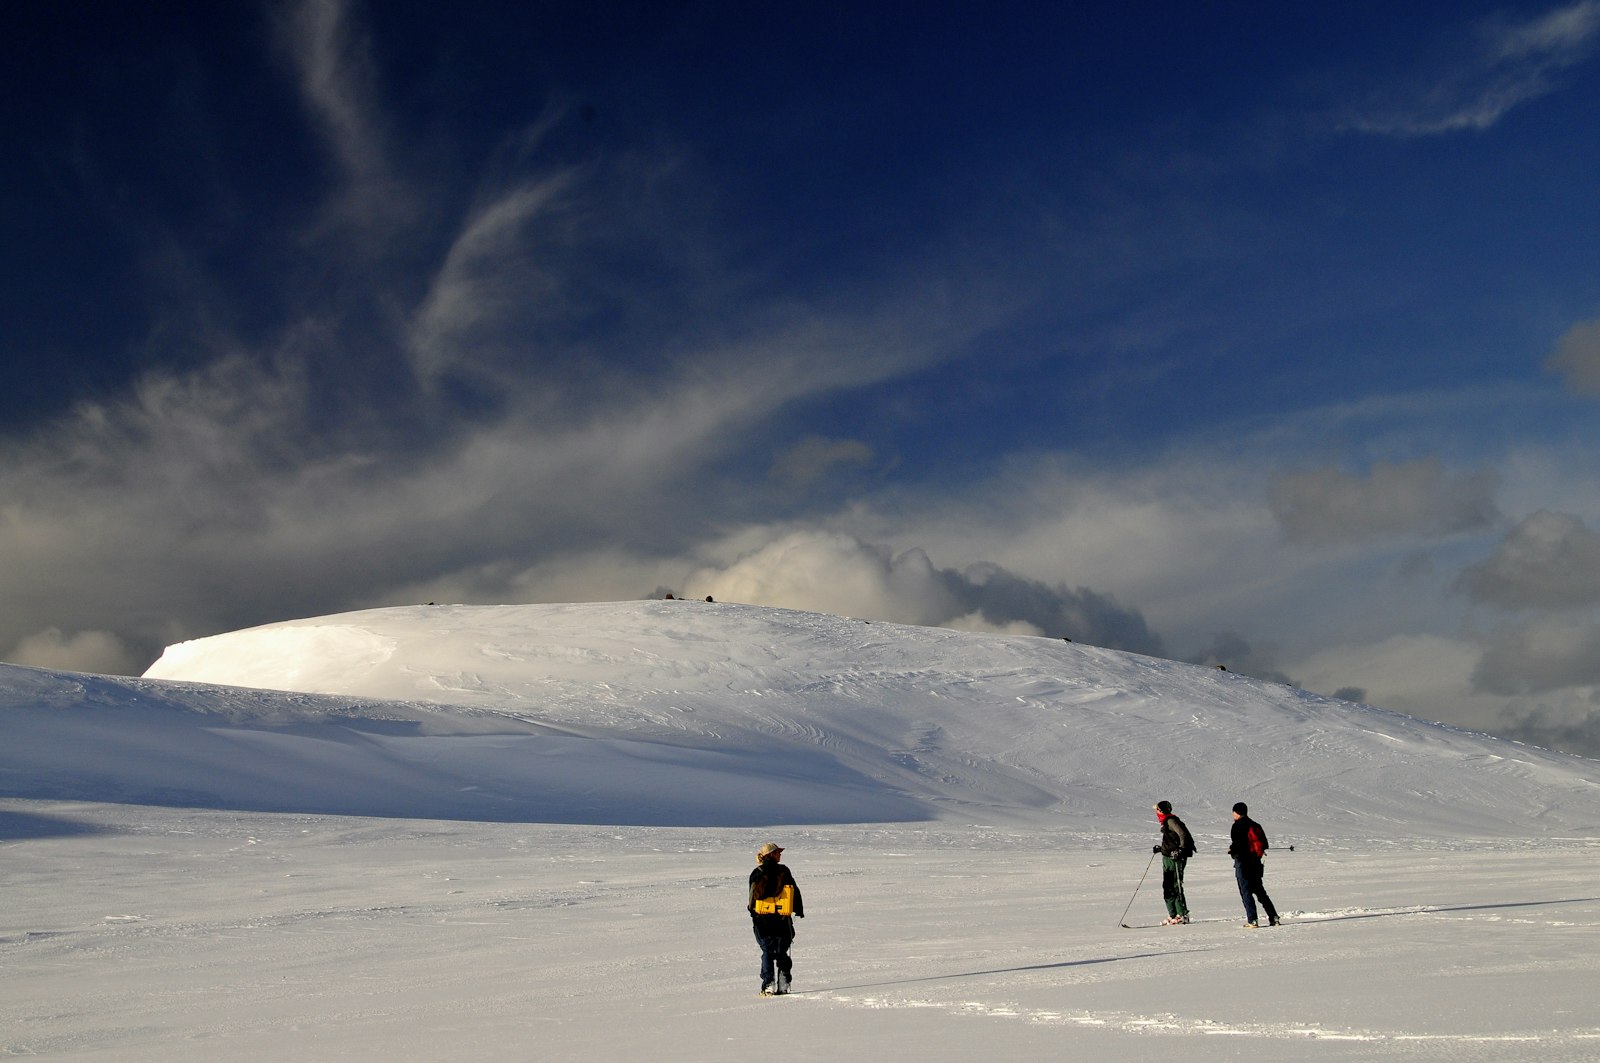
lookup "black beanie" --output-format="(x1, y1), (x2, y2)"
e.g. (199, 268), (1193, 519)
(1232, 802), (1248, 815)
(1156, 800), (1172, 814)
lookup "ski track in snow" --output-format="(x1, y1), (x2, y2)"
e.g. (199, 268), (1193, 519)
(813, 992), (1600, 1049)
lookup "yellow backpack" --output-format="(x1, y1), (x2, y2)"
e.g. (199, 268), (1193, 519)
(753, 884), (795, 916)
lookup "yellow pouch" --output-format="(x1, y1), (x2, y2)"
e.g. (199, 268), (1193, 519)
(753, 884), (794, 916)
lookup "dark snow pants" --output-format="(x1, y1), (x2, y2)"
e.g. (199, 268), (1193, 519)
(752, 914), (794, 991)
(1234, 858), (1278, 925)
(1161, 855), (1189, 918)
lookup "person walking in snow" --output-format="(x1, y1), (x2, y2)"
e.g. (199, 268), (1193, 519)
(1152, 800), (1194, 924)
(748, 841), (805, 996)
(1228, 802), (1279, 928)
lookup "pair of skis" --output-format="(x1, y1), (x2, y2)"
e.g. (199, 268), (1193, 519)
(1117, 849), (1290, 928)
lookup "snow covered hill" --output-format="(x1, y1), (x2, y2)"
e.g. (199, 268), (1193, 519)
(4, 599), (1591, 837)
(6, 601), (1600, 1060)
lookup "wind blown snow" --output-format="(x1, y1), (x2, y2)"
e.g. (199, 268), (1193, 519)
(3, 600), (1598, 1060)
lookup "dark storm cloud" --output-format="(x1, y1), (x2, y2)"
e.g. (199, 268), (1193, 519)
(1471, 617), (1600, 696)
(944, 561), (1165, 656)
(1459, 511), (1600, 610)
(1269, 458), (1500, 545)
(691, 531), (1164, 656)
(1185, 632), (1296, 687)
(1544, 317), (1600, 396)
(1495, 702), (1600, 760)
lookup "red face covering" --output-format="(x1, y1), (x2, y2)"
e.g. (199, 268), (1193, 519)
(1156, 811), (1169, 825)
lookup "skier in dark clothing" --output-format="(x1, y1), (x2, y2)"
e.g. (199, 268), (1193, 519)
(1152, 800), (1194, 924)
(1228, 802), (1279, 928)
(748, 841), (805, 995)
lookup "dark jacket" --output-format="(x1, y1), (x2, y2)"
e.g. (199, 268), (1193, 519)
(1158, 814), (1196, 858)
(748, 860), (805, 918)
(1229, 816), (1269, 864)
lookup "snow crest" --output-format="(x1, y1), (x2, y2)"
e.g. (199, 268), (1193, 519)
(2, 599), (1589, 835)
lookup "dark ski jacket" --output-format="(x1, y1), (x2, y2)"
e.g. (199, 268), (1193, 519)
(1229, 816), (1269, 865)
(1158, 813), (1196, 858)
(748, 860), (805, 919)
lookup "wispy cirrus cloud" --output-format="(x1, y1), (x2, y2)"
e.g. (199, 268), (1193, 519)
(273, 0), (413, 233)
(0, 235), (1000, 668)
(405, 172), (582, 388)
(0, 0), (1011, 674)
(1341, 1), (1600, 136)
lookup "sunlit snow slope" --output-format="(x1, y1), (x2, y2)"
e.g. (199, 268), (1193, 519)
(5, 600), (1597, 834)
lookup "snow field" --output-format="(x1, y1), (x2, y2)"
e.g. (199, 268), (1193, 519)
(4, 805), (1598, 1062)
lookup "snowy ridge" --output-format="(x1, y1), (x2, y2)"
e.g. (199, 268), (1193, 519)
(3, 599), (1590, 836)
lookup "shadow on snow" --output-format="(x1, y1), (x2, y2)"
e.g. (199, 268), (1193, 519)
(800, 948), (1213, 994)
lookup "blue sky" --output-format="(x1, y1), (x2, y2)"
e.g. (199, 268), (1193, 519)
(5, 1), (1600, 755)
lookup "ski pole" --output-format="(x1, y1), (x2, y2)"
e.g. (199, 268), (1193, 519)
(1117, 850), (1158, 928)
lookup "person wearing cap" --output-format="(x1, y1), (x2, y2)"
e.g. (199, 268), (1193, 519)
(748, 842), (805, 996)
(1228, 802), (1280, 928)
(1152, 800), (1194, 925)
